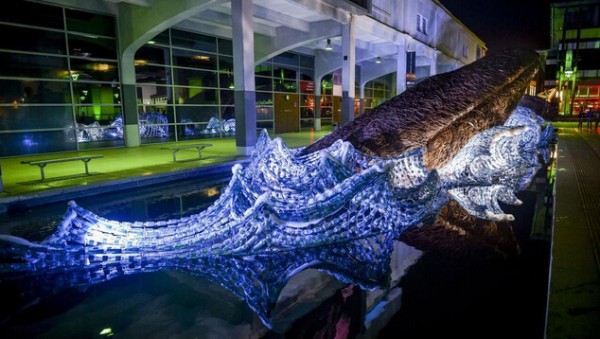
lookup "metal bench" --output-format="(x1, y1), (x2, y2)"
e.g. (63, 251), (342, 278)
(161, 143), (213, 162)
(21, 155), (104, 180)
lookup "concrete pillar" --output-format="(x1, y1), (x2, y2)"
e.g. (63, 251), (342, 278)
(314, 76), (322, 131)
(341, 14), (356, 126)
(117, 21), (140, 147)
(232, 0), (257, 156)
(120, 54), (140, 147)
(430, 51), (438, 77)
(396, 44), (407, 95)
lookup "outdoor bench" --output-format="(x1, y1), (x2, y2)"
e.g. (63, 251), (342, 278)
(21, 155), (104, 180)
(161, 143), (213, 162)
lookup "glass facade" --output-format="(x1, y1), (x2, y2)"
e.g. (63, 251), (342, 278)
(135, 30), (234, 143)
(0, 1), (121, 157)
(0, 3), (396, 156)
(135, 31), (334, 141)
(362, 73), (395, 113)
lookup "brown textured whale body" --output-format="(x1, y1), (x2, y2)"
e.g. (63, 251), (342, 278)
(300, 48), (542, 169)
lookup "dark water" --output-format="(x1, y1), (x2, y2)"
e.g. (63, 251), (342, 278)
(0, 175), (229, 241)
(0, 175), (370, 338)
(380, 191), (551, 339)
(0, 171), (552, 338)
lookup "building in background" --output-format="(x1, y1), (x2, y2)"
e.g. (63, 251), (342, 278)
(541, 0), (600, 116)
(0, 0), (485, 158)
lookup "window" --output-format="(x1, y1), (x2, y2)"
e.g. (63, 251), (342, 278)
(0, 1), (122, 156)
(462, 45), (469, 58)
(417, 14), (427, 35)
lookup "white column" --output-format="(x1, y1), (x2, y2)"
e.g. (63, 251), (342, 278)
(232, 0), (257, 156)
(396, 44), (407, 95)
(313, 75), (322, 131)
(430, 50), (438, 77)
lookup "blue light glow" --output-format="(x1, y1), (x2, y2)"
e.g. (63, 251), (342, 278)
(0, 105), (554, 327)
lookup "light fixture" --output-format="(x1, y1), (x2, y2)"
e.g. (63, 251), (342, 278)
(325, 39), (333, 51)
(375, 57), (382, 64)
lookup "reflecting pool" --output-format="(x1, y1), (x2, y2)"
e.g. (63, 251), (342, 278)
(0, 105), (555, 338)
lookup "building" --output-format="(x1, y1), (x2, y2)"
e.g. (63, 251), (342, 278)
(542, 0), (600, 116)
(0, 0), (485, 158)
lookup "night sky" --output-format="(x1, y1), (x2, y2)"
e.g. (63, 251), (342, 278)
(438, 0), (554, 53)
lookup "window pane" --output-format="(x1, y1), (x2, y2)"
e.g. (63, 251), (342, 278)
(137, 85), (173, 105)
(76, 126), (124, 147)
(69, 34), (117, 59)
(300, 118), (314, 129)
(274, 67), (297, 80)
(1, 105), (73, 130)
(74, 105), (122, 124)
(66, 9), (115, 36)
(177, 122), (211, 139)
(300, 80), (315, 93)
(256, 92), (273, 105)
(73, 83), (120, 105)
(140, 124), (175, 144)
(171, 29), (216, 52)
(173, 68), (218, 88)
(274, 79), (297, 92)
(221, 106), (235, 120)
(135, 45), (170, 65)
(257, 121), (273, 131)
(0, 52), (69, 79)
(148, 31), (170, 46)
(256, 77), (273, 91)
(255, 63), (272, 77)
(0, 80), (70, 104)
(219, 73), (235, 90)
(219, 55), (233, 72)
(70, 59), (119, 82)
(299, 71), (314, 82)
(0, 2), (63, 29)
(176, 105), (219, 123)
(1, 24), (66, 54)
(301, 94), (314, 109)
(301, 107), (314, 119)
(75, 106), (112, 125)
(172, 48), (217, 70)
(174, 86), (217, 104)
(138, 105), (174, 123)
(136, 65), (171, 85)
(0, 130), (77, 157)
(218, 38), (233, 55)
(220, 90), (234, 106)
(256, 106), (273, 120)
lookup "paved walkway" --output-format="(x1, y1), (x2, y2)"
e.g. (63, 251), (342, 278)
(546, 122), (600, 339)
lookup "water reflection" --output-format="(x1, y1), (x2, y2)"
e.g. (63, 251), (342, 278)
(0, 105), (555, 335)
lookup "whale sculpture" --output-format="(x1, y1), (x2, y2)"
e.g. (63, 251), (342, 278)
(0, 49), (554, 328)
(301, 48), (543, 169)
